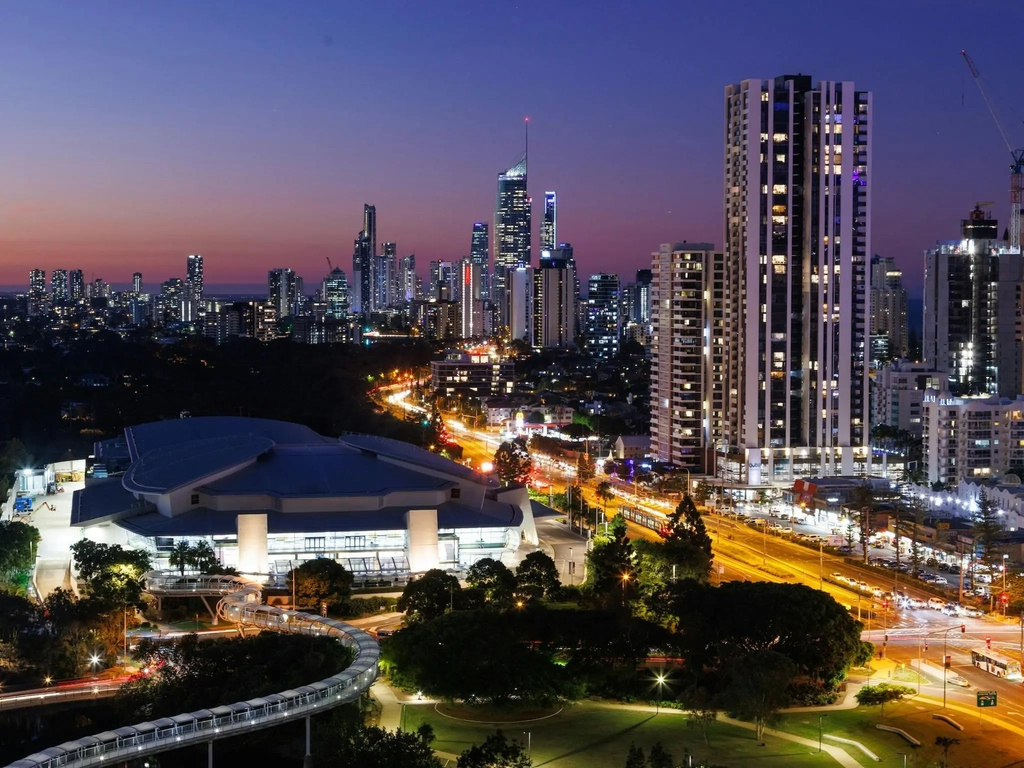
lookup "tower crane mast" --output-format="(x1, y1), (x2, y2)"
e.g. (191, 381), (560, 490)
(961, 49), (1024, 253)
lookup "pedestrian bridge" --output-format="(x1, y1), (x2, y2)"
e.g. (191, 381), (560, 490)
(6, 572), (380, 768)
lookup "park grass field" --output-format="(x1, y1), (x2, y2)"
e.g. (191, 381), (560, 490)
(405, 701), (836, 768)
(778, 699), (1024, 768)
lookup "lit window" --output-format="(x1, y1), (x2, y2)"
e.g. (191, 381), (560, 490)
(772, 184), (787, 194)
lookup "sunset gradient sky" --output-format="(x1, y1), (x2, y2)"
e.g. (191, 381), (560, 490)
(2, 0), (1024, 293)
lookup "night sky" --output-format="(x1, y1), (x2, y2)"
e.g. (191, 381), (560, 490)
(2, 0), (1023, 293)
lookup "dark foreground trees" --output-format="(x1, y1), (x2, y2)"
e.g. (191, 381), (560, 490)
(117, 632), (355, 719)
(667, 580), (869, 689)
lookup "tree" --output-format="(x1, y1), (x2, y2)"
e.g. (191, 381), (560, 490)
(693, 480), (712, 506)
(494, 438), (532, 486)
(586, 515), (638, 607)
(855, 683), (913, 718)
(514, 551), (560, 600)
(457, 731), (532, 768)
(168, 540), (192, 577)
(287, 558), (354, 609)
(398, 569), (460, 623)
(846, 483), (875, 563)
(466, 558), (516, 607)
(972, 490), (1005, 568)
(576, 452), (596, 483)
(682, 685), (718, 746)
(188, 539), (219, 573)
(934, 736), (960, 768)
(70, 539), (151, 608)
(667, 581), (865, 688)
(722, 650), (795, 740)
(0, 439), (31, 503)
(0, 520), (40, 591)
(596, 480), (614, 517)
(624, 744), (646, 768)
(646, 743), (673, 768)
(662, 495), (713, 579)
(316, 721), (442, 768)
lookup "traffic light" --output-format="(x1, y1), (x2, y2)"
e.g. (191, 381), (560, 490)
(1001, 593), (1009, 604)
(987, 636), (992, 649)
(961, 624), (966, 633)
(924, 642), (929, 652)
(945, 655), (952, 669)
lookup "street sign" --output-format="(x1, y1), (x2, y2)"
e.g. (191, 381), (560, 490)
(977, 691), (998, 708)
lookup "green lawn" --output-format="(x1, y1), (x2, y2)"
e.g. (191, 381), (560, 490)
(778, 700), (1024, 768)
(405, 702), (839, 768)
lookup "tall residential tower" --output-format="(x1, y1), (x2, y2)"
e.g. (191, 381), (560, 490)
(722, 74), (872, 482)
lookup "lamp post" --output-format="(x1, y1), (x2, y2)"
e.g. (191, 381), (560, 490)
(621, 572), (631, 603)
(568, 546), (574, 586)
(818, 714), (827, 753)
(522, 731), (531, 760)
(1003, 554), (1009, 615)
(654, 673), (666, 715)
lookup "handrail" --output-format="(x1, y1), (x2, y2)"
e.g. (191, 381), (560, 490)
(5, 572), (380, 768)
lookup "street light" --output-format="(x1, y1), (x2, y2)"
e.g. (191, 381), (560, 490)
(818, 714), (827, 753)
(89, 654), (100, 671)
(1003, 554), (1010, 615)
(654, 673), (667, 715)
(621, 572), (631, 601)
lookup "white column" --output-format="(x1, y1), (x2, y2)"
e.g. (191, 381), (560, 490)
(237, 514), (268, 575)
(406, 509), (439, 573)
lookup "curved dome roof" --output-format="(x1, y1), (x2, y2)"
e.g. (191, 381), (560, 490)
(124, 434), (275, 494)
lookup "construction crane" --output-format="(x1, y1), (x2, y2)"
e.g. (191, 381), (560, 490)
(961, 49), (1024, 253)
(326, 257), (333, 272)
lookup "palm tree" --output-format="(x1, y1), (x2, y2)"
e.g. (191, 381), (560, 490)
(168, 540), (192, 577)
(846, 483), (876, 564)
(935, 736), (960, 768)
(596, 481), (614, 527)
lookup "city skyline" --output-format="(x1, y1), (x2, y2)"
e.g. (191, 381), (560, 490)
(3, 2), (1024, 290)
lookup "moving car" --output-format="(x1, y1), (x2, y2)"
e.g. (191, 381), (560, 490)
(927, 597), (946, 610)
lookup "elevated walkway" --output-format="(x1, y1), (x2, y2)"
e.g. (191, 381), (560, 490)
(6, 572), (380, 768)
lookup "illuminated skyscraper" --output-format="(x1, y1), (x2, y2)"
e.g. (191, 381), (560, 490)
(27, 270), (46, 316)
(470, 222), (490, 301)
(186, 254), (204, 304)
(352, 204), (376, 314)
(268, 268), (299, 318)
(531, 250), (575, 349)
(133, 272), (143, 294)
(723, 74), (872, 482)
(50, 270), (68, 302)
(322, 266), (349, 319)
(68, 270), (85, 301)
(586, 273), (620, 359)
(492, 132), (531, 330)
(541, 192), (556, 250)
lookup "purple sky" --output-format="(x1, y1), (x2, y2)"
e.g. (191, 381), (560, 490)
(2, 0), (1024, 294)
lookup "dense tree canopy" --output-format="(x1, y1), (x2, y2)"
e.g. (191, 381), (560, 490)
(515, 551), (560, 600)
(0, 521), (40, 592)
(666, 581), (867, 687)
(398, 569), (460, 623)
(70, 539), (151, 608)
(286, 558), (354, 609)
(494, 438), (532, 486)
(117, 632), (355, 719)
(382, 610), (575, 705)
(466, 558), (516, 607)
(457, 731), (533, 768)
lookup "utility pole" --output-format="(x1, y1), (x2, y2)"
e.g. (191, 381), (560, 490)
(819, 541), (823, 591)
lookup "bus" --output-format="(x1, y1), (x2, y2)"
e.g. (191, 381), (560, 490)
(970, 648), (1023, 680)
